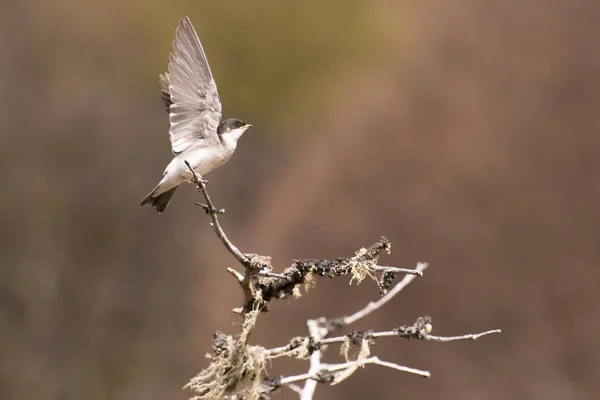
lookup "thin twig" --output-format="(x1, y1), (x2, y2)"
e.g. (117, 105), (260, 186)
(343, 262), (429, 325)
(422, 329), (502, 342)
(286, 383), (303, 394)
(281, 356), (431, 385)
(226, 267), (245, 283)
(357, 357), (430, 378)
(263, 326), (502, 358)
(321, 357), (431, 378)
(185, 161), (263, 315)
(370, 265), (423, 276)
(185, 161), (250, 268)
(281, 372), (314, 386)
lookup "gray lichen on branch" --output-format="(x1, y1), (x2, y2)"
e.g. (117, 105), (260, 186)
(258, 236), (409, 302)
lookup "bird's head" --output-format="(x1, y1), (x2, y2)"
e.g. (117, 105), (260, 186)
(217, 118), (252, 143)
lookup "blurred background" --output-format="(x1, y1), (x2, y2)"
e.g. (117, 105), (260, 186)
(1, 0), (599, 399)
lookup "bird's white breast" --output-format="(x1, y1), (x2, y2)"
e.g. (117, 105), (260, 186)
(164, 142), (233, 183)
(187, 144), (235, 173)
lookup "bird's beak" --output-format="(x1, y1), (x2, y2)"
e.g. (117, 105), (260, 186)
(245, 124), (253, 129)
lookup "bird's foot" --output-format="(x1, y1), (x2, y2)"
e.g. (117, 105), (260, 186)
(184, 160), (208, 185)
(195, 202), (225, 215)
(191, 175), (208, 186)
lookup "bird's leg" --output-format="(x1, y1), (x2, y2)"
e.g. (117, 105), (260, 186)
(184, 160), (208, 185)
(190, 172), (208, 186)
(192, 175), (209, 185)
(184, 160), (222, 214)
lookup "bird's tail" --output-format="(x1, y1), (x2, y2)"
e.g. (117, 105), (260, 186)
(140, 185), (178, 213)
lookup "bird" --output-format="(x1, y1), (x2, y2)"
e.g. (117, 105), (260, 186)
(140, 16), (252, 213)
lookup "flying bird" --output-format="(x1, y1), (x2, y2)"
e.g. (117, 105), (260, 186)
(140, 16), (252, 212)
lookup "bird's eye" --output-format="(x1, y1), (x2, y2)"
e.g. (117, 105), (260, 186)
(235, 121), (242, 127)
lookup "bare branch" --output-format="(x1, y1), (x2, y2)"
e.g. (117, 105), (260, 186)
(281, 356), (431, 386)
(227, 267), (245, 283)
(342, 262), (429, 325)
(279, 372), (313, 386)
(369, 265), (423, 276)
(286, 383), (303, 394)
(300, 319), (326, 400)
(422, 330), (502, 342)
(360, 357), (430, 378)
(185, 161), (250, 268)
(186, 161), (266, 314)
(262, 317), (501, 359)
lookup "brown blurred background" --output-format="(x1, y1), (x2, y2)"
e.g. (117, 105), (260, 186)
(1, 0), (599, 399)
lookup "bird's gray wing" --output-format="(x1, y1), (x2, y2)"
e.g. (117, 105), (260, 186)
(164, 16), (222, 154)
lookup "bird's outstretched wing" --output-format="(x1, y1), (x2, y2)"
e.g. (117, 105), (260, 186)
(162, 16), (222, 154)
